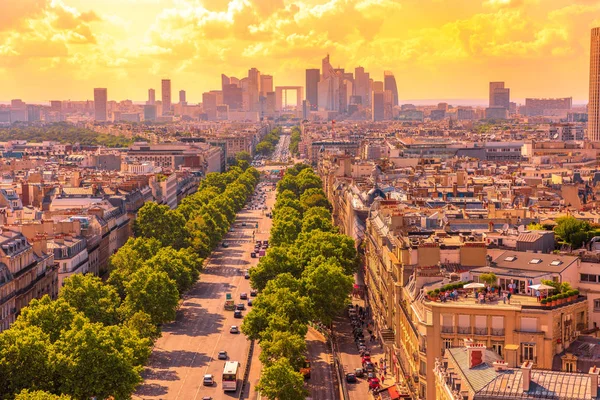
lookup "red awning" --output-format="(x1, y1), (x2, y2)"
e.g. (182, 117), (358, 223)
(388, 386), (401, 400)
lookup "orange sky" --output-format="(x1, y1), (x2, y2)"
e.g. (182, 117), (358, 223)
(1, 0), (599, 104)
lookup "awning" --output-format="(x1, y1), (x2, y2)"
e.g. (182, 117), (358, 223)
(378, 385), (406, 400)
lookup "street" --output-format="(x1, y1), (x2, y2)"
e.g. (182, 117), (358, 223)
(136, 182), (276, 400)
(306, 327), (337, 400)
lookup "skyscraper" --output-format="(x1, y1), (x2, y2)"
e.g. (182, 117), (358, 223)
(148, 89), (155, 105)
(260, 75), (273, 97)
(247, 68), (261, 111)
(489, 82), (510, 109)
(355, 67), (371, 106)
(161, 79), (171, 115)
(384, 71), (398, 106)
(179, 90), (186, 105)
(317, 55), (340, 111)
(589, 27), (600, 141)
(94, 88), (107, 121)
(306, 69), (320, 111)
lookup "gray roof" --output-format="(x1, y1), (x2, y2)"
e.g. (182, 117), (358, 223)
(491, 250), (578, 274)
(447, 347), (502, 393)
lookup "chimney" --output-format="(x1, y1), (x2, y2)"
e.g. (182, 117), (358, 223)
(466, 342), (486, 369)
(493, 360), (509, 372)
(590, 366), (599, 398)
(452, 182), (458, 197)
(521, 361), (533, 392)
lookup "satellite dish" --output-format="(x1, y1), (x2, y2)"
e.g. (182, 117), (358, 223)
(502, 224), (509, 232)
(518, 225), (526, 232)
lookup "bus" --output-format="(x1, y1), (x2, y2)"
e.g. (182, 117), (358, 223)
(222, 361), (240, 392)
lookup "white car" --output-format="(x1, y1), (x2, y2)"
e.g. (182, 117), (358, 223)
(203, 374), (214, 386)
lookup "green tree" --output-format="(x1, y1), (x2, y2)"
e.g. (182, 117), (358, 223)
(480, 272), (497, 286)
(277, 189), (298, 202)
(259, 330), (307, 370)
(123, 311), (160, 341)
(250, 247), (302, 291)
(14, 390), (72, 400)
(300, 188), (331, 210)
(256, 358), (309, 400)
(554, 216), (591, 246)
(52, 322), (142, 400)
(294, 230), (358, 275)
(256, 141), (274, 155)
(301, 209), (337, 234)
(287, 163), (311, 176)
(527, 222), (545, 230)
(120, 267), (179, 325)
(296, 168), (322, 193)
(302, 257), (353, 325)
(13, 296), (83, 343)
(236, 151), (252, 163)
(276, 174), (299, 195)
(134, 202), (188, 248)
(60, 274), (121, 326)
(270, 216), (302, 247)
(0, 326), (54, 395)
(108, 237), (162, 297)
(273, 198), (303, 218)
(145, 247), (196, 294)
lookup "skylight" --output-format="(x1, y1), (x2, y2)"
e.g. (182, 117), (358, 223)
(504, 256), (517, 262)
(550, 260), (563, 266)
(530, 259), (542, 264)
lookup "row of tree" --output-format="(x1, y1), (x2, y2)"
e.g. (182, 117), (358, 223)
(255, 127), (282, 155)
(0, 122), (138, 147)
(0, 166), (260, 400)
(243, 164), (357, 400)
(289, 126), (301, 156)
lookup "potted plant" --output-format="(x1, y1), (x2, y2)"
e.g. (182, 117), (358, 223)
(573, 289), (580, 299)
(559, 293), (567, 305)
(550, 295), (558, 307)
(567, 290), (576, 302)
(541, 298), (548, 308)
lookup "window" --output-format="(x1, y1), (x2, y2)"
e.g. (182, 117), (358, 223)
(565, 362), (575, 372)
(595, 299), (600, 311)
(581, 274), (598, 283)
(443, 338), (453, 349)
(522, 343), (535, 362)
(521, 317), (537, 332)
(492, 343), (503, 357)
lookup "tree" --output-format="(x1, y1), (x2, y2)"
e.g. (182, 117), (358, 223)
(256, 358), (309, 400)
(145, 247), (196, 294)
(294, 230), (358, 275)
(300, 188), (331, 210)
(14, 390), (72, 400)
(277, 189), (298, 202)
(0, 326), (54, 395)
(250, 247), (302, 291)
(301, 211), (337, 234)
(256, 141), (274, 155)
(554, 216), (591, 246)
(273, 198), (303, 218)
(120, 267), (180, 325)
(287, 163), (311, 176)
(541, 279), (573, 294)
(60, 274), (121, 326)
(270, 216), (302, 247)
(480, 273), (497, 286)
(527, 222), (545, 231)
(235, 151), (252, 163)
(302, 257), (353, 325)
(108, 237), (162, 297)
(259, 330), (307, 370)
(13, 296), (83, 343)
(52, 322), (142, 400)
(277, 174), (299, 195)
(134, 202), (188, 249)
(123, 311), (160, 341)
(296, 168), (322, 193)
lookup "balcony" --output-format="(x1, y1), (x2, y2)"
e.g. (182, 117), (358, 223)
(458, 327), (471, 334)
(491, 328), (505, 336)
(441, 326), (454, 334)
(475, 327), (488, 335)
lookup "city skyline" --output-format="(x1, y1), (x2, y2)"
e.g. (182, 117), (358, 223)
(1, 0), (599, 103)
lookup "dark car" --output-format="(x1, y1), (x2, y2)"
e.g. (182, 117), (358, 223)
(222, 242), (229, 248)
(364, 362), (375, 372)
(234, 310), (243, 318)
(240, 292), (248, 300)
(247, 299), (253, 306)
(244, 272), (250, 279)
(218, 351), (228, 360)
(250, 252), (257, 258)
(345, 373), (357, 383)
(250, 289), (258, 297)
(236, 303), (246, 310)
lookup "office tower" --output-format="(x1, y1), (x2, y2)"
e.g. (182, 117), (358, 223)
(223, 84), (243, 110)
(589, 27), (600, 141)
(306, 69), (320, 111)
(384, 71), (398, 106)
(355, 67), (370, 106)
(144, 105), (157, 121)
(318, 54), (340, 111)
(489, 82), (510, 109)
(94, 88), (107, 121)
(221, 74), (231, 90)
(260, 75), (273, 97)
(148, 89), (155, 105)
(50, 101), (62, 112)
(179, 90), (186, 104)
(372, 91), (385, 121)
(27, 105), (41, 122)
(372, 81), (384, 93)
(161, 79), (171, 115)
(247, 68), (261, 111)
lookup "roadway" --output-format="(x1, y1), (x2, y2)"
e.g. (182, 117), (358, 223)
(306, 327), (337, 400)
(136, 181), (276, 400)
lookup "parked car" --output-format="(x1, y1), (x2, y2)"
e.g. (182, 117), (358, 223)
(369, 377), (381, 390)
(240, 292), (248, 300)
(244, 272), (250, 279)
(221, 242), (229, 248)
(345, 373), (357, 383)
(250, 289), (258, 297)
(203, 374), (214, 386)
(234, 310), (243, 318)
(230, 325), (240, 334)
(247, 299), (253, 306)
(236, 303), (246, 310)
(218, 351), (228, 360)
(355, 368), (364, 377)
(250, 252), (256, 258)
(364, 361), (375, 372)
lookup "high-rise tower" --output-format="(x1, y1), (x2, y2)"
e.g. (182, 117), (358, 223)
(161, 79), (171, 115)
(148, 89), (155, 105)
(384, 71), (398, 107)
(589, 27), (600, 141)
(94, 88), (107, 121)
(306, 69), (320, 111)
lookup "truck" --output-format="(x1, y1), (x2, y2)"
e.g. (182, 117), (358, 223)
(224, 293), (235, 311)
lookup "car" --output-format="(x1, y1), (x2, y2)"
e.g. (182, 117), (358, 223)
(250, 252), (256, 258)
(203, 374), (214, 386)
(355, 368), (364, 377)
(242, 222), (247, 227)
(250, 289), (258, 297)
(236, 303), (246, 310)
(345, 373), (357, 383)
(364, 361), (375, 372)
(218, 351), (228, 360)
(362, 355), (371, 364)
(240, 292), (248, 300)
(369, 377), (381, 390)
(222, 242), (229, 248)
(234, 310), (243, 318)
(367, 372), (376, 381)
(230, 325), (240, 334)
(247, 299), (253, 306)
(244, 272), (250, 279)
